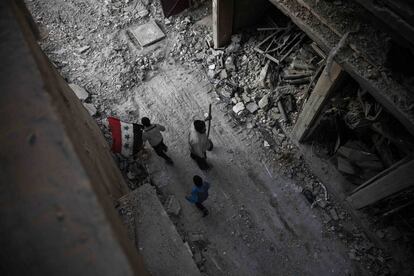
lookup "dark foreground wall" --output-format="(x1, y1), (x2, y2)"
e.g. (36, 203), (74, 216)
(0, 1), (148, 275)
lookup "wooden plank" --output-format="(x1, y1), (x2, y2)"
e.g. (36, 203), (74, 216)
(346, 159), (414, 209)
(291, 61), (345, 142)
(268, 0), (414, 137)
(213, 0), (234, 48)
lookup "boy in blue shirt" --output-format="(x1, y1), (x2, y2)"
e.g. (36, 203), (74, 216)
(186, 175), (210, 217)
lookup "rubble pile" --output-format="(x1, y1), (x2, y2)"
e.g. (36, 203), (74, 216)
(310, 83), (414, 185)
(170, 19), (325, 162)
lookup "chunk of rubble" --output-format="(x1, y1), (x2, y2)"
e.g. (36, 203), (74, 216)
(246, 102), (259, 114)
(225, 56), (236, 71)
(232, 102), (245, 115)
(129, 20), (165, 47)
(219, 69), (228, 79)
(69, 83), (89, 101)
(77, 45), (90, 53)
(258, 94), (270, 110)
(242, 93), (251, 103)
(165, 195), (181, 216)
(257, 61), (270, 87)
(83, 103), (97, 116)
(267, 107), (282, 123)
(189, 232), (204, 242)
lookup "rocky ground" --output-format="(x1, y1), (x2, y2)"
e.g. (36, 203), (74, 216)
(26, 0), (411, 275)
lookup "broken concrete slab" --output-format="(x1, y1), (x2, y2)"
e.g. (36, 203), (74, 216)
(225, 56), (236, 71)
(257, 60), (270, 87)
(242, 93), (251, 103)
(219, 69), (228, 80)
(258, 94), (270, 110)
(83, 103), (97, 116)
(165, 195), (181, 216)
(134, 184), (200, 275)
(69, 83), (89, 101)
(129, 20), (165, 47)
(246, 102), (259, 114)
(232, 102), (245, 115)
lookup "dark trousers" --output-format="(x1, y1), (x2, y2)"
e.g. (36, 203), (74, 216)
(196, 202), (209, 216)
(190, 152), (209, 170)
(153, 140), (171, 161)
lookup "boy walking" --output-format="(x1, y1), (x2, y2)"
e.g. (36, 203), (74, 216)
(185, 175), (210, 217)
(189, 120), (211, 170)
(141, 117), (173, 164)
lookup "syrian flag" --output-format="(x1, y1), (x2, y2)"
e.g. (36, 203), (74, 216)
(107, 117), (143, 157)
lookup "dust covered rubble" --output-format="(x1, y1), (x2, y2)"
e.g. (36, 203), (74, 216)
(168, 15), (398, 274)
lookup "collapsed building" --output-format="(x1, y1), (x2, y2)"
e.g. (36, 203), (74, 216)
(1, 0), (414, 275)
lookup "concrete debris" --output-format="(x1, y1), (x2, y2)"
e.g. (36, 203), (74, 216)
(77, 45), (90, 53)
(258, 94), (270, 110)
(225, 34), (241, 54)
(129, 20), (165, 47)
(83, 103), (97, 116)
(207, 69), (216, 79)
(257, 61), (270, 88)
(225, 56), (236, 71)
(232, 102), (245, 115)
(246, 102), (259, 114)
(69, 83), (89, 100)
(165, 195), (181, 216)
(219, 86), (232, 98)
(219, 69), (228, 79)
(189, 232), (204, 242)
(242, 93), (251, 103)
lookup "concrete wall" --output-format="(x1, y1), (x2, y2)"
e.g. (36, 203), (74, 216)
(0, 1), (148, 275)
(233, 0), (270, 31)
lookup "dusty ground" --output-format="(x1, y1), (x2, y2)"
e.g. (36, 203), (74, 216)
(26, 0), (404, 275)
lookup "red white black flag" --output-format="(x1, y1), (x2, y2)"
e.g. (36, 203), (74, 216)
(107, 117), (143, 157)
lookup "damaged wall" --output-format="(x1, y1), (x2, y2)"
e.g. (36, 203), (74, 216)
(0, 1), (148, 274)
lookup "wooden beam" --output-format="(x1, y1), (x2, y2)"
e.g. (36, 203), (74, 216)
(268, 0), (414, 137)
(346, 159), (414, 209)
(291, 61), (345, 143)
(213, 0), (234, 48)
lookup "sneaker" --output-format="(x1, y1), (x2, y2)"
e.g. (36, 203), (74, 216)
(202, 209), (209, 217)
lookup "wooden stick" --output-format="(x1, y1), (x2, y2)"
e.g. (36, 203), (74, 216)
(207, 104), (212, 138)
(279, 34), (306, 62)
(254, 47), (280, 64)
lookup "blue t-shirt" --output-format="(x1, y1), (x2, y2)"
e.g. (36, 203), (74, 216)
(186, 181), (210, 203)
